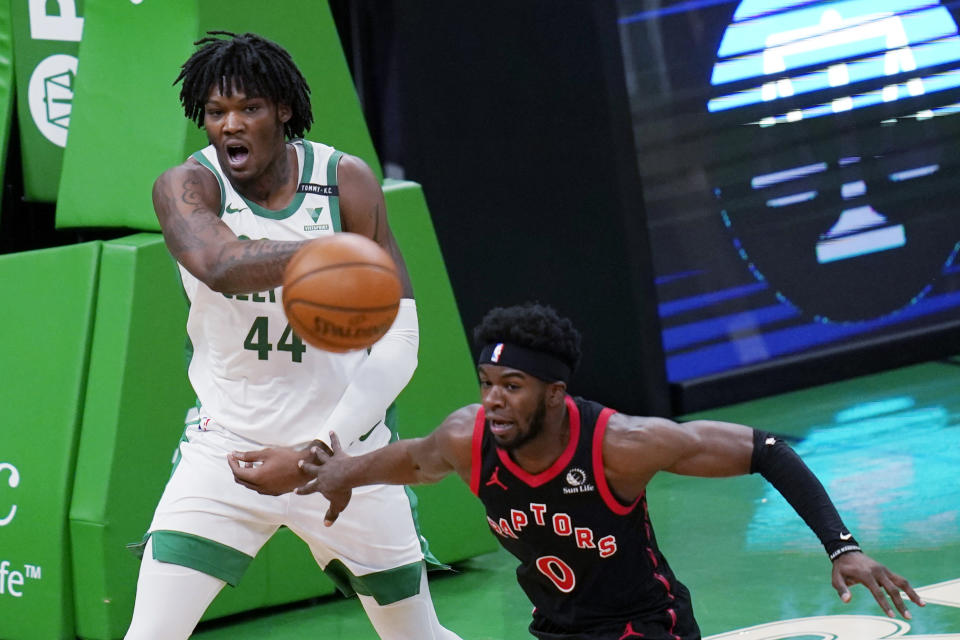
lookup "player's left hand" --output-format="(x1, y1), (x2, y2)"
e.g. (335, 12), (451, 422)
(831, 551), (925, 619)
(228, 445), (316, 495)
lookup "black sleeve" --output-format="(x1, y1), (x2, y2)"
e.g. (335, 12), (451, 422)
(750, 430), (862, 561)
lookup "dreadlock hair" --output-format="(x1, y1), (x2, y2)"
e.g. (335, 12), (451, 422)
(473, 303), (582, 375)
(175, 31), (313, 139)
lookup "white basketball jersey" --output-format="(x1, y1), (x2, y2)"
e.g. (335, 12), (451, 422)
(178, 140), (382, 447)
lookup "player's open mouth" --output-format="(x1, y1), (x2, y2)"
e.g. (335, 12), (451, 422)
(488, 421), (514, 436)
(226, 144), (250, 167)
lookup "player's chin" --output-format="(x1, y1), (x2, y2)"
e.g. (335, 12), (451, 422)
(223, 161), (254, 181)
(491, 429), (522, 450)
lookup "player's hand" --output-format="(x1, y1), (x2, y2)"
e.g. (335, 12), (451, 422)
(296, 432), (353, 525)
(831, 551), (925, 619)
(228, 445), (314, 495)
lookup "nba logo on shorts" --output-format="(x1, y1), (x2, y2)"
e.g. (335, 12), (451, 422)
(491, 343), (504, 363)
(199, 416), (213, 431)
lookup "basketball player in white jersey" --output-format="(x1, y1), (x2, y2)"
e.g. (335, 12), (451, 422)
(124, 31), (461, 640)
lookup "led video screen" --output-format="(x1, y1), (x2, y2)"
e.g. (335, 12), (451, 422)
(617, 0), (960, 383)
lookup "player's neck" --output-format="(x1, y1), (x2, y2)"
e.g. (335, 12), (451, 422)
(511, 407), (570, 475)
(231, 143), (299, 210)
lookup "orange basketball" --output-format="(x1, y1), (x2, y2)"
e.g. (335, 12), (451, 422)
(282, 233), (402, 352)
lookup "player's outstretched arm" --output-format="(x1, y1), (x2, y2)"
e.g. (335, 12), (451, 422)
(600, 415), (755, 503)
(604, 415), (924, 619)
(296, 405), (478, 525)
(153, 161), (307, 294)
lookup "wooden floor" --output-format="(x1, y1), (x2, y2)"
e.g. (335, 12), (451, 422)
(194, 359), (960, 639)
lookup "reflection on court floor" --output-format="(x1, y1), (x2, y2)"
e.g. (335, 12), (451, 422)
(706, 613), (960, 640)
(655, 360), (960, 638)
(747, 396), (959, 552)
(705, 577), (960, 638)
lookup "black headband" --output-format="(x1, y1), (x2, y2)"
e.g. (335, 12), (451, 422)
(478, 342), (571, 383)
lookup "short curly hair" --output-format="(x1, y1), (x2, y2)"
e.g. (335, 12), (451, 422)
(174, 31), (313, 139)
(473, 303), (582, 374)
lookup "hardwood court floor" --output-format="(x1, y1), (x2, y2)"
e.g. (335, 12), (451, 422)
(194, 359), (960, 639)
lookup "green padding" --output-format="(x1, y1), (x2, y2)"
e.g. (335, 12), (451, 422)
(150, 531), (253, 587)
(324, 560), (424, 606)
(0, 243), (100, 640)
(57, 0), (379, 230)
(384, 180), (498, 563)
(0, 1), (14, 223)
(10, 0), (81, 202)
(67, 233), (339, 634)
(55, 0), (194, 226)
(68, 233), (196, 639)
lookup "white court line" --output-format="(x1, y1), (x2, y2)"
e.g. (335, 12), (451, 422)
(704, 579), (960, 640)
(705, 614), (960, 639)
(917, 578), (960, 609)
(705, 615), (908, 639)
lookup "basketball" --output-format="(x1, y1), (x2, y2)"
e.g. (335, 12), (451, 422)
(282, 233), (402, 352)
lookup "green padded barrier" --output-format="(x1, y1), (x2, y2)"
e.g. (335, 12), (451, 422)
(10, 0), (84, 202)
(68, 234), (196, 638)
(0, 1), (14, 224)
(56, 0), (194, 225)
(68, 234), (338, 638)
(56, 0), (380, 231)
(0, 242), (101, 640)
(384, 179), (497, 562)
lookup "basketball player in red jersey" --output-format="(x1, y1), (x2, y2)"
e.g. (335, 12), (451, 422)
(289, 302), (925, 640)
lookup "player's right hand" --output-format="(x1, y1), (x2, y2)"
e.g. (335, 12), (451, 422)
(832, 551), (925, 620)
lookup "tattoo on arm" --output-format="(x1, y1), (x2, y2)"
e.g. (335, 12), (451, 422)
(156, 179), (209, 253)
(156, 172), (306, 293)
(215, 239), (305, 291)
(181, 176), (207, 212)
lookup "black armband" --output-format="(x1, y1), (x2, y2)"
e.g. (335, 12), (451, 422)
(750, 430), (861, 561)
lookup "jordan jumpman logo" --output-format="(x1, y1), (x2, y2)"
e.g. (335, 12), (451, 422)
(485, 466), (508, 491)
(619, 621), (644, 639)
